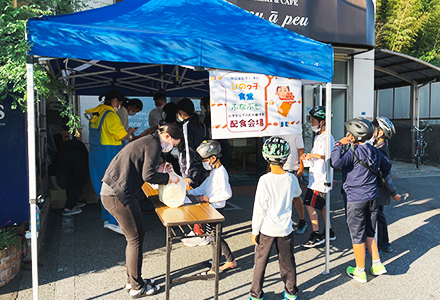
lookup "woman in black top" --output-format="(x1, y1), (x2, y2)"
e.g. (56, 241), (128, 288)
(176, 98), (206, 188)
(100, 124), (182, 298)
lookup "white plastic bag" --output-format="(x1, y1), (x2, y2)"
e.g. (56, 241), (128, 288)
(158, 172), (186, 208)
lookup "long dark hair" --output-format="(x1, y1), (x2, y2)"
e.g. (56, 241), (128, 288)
(98, 89), (124, 106)
(122, 98), (143, 111)
(158, 123), (183, 140)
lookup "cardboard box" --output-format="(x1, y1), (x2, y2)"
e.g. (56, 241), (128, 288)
(50, 189), (67, 209)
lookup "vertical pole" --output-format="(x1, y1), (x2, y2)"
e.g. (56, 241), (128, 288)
(375, 89), (380, 118)
(319, 84), (323, 106)
(165, 226), (171, 300)
(323, 82), (332, 275)
(214, 223), (222, 300)
(26, 55), (39, 300)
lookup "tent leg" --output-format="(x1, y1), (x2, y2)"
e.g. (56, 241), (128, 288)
(323, 82), (332, 275)
(26, 55), (39, 300)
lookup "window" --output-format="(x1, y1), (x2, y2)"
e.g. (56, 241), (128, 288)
(378, 89), (393, 119)
(394, 86), (411, 119)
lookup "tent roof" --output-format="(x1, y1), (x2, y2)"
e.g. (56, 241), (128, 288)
(375, 49), (440, 90)
(27, 0), (333, 88)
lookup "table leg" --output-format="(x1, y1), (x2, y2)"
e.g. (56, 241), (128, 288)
(166, 226), (171, 300)
(214, 223), (222, 300)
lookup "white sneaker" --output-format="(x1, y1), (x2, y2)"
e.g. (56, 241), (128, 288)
(182, 236), (209, 247)
(181, 231), (196, 243)
(103, 221), (124, 235)
(62, 207), (82, 217)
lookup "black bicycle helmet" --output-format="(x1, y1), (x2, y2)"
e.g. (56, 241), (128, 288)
(345, 118), (374, 142)
(262, 136), (290, 165)
(309, 106), (333, 121)
(196, 140), (222, 159)
(373, 116), (396, 140)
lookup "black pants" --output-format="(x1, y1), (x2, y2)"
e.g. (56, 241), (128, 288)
(250, 232), (298, 299)
(101, 195), (145, 290)
(377, 205), (390, 249)
(64, 161), (87, 210)
(205, 208), (234, 270)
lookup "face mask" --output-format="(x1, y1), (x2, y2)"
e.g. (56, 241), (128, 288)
(128, 110), (137, 116)
(114, 106), (120, 112)
(202, 161), (214, 171)
(176, 113), (185, 123)
(311, 125), (320, 133)
(161, 142), (173, 153)
(201, 107), (207, 115)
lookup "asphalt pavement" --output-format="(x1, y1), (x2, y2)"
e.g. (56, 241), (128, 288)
(1, 161), (440, 300)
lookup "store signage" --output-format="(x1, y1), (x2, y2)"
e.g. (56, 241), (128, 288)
(227, 0), (375, 47)
(210, 70), (302, 139)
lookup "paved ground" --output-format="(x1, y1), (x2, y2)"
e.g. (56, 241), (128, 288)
(1, 161), (440, 300)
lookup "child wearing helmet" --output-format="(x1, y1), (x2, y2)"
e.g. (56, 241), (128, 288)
(250, 136), (301, 300)
(301, 106), (336, 248)
(372, 117), (403, 253)
(187, 140), (237, 274)
(331, 117), (392, 283)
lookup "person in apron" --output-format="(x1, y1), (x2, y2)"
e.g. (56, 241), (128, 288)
(86, 89), (136, 234)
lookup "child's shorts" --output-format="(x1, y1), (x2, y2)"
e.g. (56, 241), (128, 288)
(303, 188), (327, 210)
(346, 199), (378, 244)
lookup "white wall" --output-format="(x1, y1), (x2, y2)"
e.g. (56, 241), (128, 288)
(351, 50), (375, 119)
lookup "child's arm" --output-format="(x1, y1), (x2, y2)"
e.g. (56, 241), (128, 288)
(330, 145), (353, 169)
(208, 174), (232, 204)
(251, 179), (267, 239)
(187, 177), (207, 196)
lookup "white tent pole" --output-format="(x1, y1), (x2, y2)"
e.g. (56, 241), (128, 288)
(323, 82), (332, 275)
(26, 55), (39, 300)
(319, 84), (323, 106)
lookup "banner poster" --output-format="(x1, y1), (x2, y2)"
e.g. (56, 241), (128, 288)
(209, 70), (302, 139)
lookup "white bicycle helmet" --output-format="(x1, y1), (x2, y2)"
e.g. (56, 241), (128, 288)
(373, 116), (396, 140)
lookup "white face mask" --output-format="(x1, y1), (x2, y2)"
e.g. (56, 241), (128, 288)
(176, 114), (185, 123)
(161, 142), (173, 153)
(202, 161), (214, 171)
(311, 125), (320, 133)
(114, 105), (120, 112)
(128, 110), (137, 116)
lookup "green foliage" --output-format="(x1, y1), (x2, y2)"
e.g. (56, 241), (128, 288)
(0, 227), (19, 250)
(0, 0), (88, 135)
(376, 0), (440, 67)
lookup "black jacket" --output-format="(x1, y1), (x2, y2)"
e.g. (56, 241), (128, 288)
(102, 132), (169, 206)
(376, 141), (397, 206)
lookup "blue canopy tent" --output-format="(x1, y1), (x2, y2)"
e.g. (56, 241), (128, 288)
(25, 0), (334, 298)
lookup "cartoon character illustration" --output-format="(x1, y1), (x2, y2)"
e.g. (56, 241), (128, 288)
(275, 86), (296, 117)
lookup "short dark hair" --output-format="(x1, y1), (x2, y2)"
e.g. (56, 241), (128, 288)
(153, 92), (166, 102)
(126, 98), (143, 111)
(99, 89), (124, 106)
(158, 123), (183, 140)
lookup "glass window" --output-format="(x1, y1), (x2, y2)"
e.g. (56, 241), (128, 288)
(378, 89), (393, 119)
(394, 86), (411, 119)
(419, 85), (430, 118)
(332, 61), (348, 84)
(430, 82), (440, 118)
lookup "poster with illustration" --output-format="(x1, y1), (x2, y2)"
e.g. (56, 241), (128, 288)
(209, 70), (302, 139)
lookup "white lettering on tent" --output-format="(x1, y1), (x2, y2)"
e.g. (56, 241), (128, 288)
(269, 11), (279, 23)
(249, 11), (264, 18)
(281, 15), (309, 27)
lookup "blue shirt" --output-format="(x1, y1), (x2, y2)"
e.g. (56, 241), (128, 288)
(331, 142), (391, 202)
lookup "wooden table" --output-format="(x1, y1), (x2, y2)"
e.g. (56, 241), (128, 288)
(142, 184), (225, 300)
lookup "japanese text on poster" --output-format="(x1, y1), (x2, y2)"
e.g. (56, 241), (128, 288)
(209, 70), (302, 139)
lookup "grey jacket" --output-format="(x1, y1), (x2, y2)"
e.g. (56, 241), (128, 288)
(376, 141), (397, 206)
(102, 132), (169, 206)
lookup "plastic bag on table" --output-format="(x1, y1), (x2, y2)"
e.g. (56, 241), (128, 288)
(158, 172), (186, 208)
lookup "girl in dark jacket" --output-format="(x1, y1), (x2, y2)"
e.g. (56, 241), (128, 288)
(176, 98), (207, 188)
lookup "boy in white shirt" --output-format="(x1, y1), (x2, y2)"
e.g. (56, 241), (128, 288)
(187, 140), (237, 275)
(301, 106), (335, 248)
(250, 136), (301, 300)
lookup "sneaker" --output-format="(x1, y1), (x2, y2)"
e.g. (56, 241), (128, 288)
(62, 207), (82, 217)
(124, 278), (156, 291)
(295, 222), (307, 235)
(320, 228), (336, 241)
(103, 221), (124, 235)
(74, 202), (86, 209)
(303, 232), (324, 248)
(346, 266), (367, 283)
(181, 231), (196, 243)
(283, 291), (298, 299)
(182, 236), (209, 247)
(381, 245), (393, 253)
(248, 297), (263, 300)
(371, 263), (387, 276)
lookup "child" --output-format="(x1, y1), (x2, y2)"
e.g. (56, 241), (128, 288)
(250, 136), (301, 300)
(301, 106), (335, 248)
(187, 140), (237, 274)
(372, 117), (402, 253)
(331, 118), (391, 283)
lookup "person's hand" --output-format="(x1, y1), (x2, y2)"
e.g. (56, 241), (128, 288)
(168, 172), (180, 184)
(338, 136), (354, 145)
(296, 168), (304, 178)
(392, 194), (401, 202)
(305, 153), (316, 160)
(157, 163), (166, 173)
(300, 153), (307, 161)
(251, 234), (259, 246)
(199, 195), (209, 203)
(164, 163), (173, 173)
(184, 178), (192, 188)
(128, 127), (137, 135)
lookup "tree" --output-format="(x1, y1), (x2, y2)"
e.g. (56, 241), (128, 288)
(0, 0), (90, 134)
